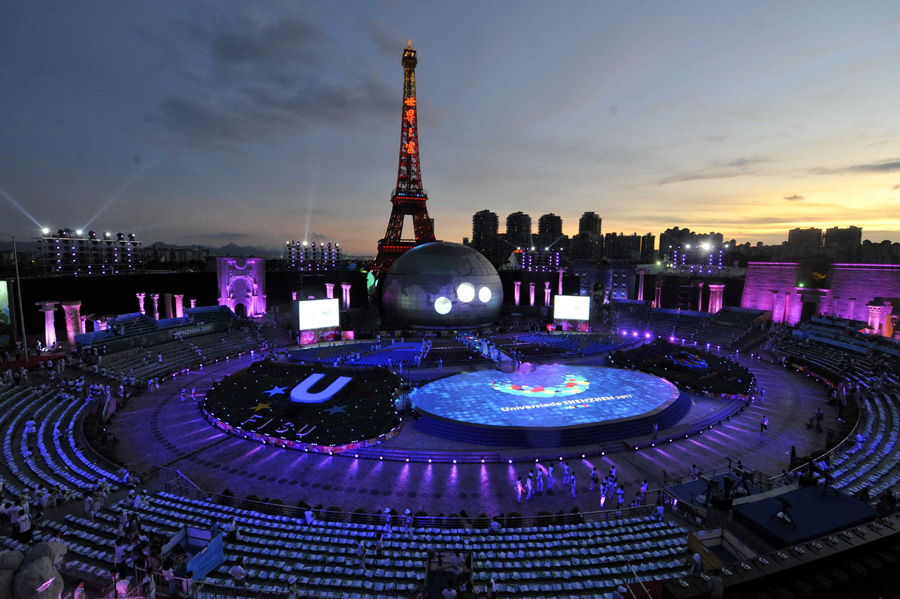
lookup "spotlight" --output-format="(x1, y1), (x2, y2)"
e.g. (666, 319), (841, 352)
(508, 459), (512, 464)
(42, 227), (50, 234)
(75, 229), (83, 236)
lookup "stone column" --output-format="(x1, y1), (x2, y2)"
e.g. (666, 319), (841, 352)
(884, 302), (894, 338)
(654, 281), (663, 308)
(150, 293), (160, 320)
(325, 283), (335, 300)
(189, 298), (197, 309)
(36, 301), (59, 349)
(94, 317), (108, 332)
(529, 282), (536, 307)
(557, 268), (565, 295)
(174, 294), (185, 318)
(136, 292), (146, 315)
(544, 281), (551, 306)
(848, 298), (857, 321)
(341, 283), (352, 310)
(695, 281), (705, 312)
(291, 291), (298, 301)
(163, 293), (174, 319)
(707, 284), (725, 314)
(80, 315), (89, 334)
(514, 281), (521, 306)
(61, 300), (82, 350)
(637, 269), (647, 302)
(868, 305), (884, 333)
(783, 292), (792, 325)
(771, 290), (780, 322)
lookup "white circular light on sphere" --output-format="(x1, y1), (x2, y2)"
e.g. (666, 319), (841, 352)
(479, 286), (492, 303)
(434, 296), (452, 315)
(457, 282), (475, 303)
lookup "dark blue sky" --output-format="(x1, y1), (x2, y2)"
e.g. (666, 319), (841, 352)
(2, 1), (899, 254)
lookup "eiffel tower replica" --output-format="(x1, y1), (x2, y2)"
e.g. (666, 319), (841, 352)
(372, 41), (437, 279)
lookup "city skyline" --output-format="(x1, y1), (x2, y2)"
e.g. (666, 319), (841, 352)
(2, 2), (900, 255)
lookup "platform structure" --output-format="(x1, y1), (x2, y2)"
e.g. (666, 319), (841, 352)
(410, 364), (690, 447)
(731, 485), (877, 549)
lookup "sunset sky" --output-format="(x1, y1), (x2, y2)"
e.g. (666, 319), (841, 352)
(2, 1), (899, 255)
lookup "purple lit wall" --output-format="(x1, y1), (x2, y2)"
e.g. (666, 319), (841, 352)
(215, 257), (267, 318)
(740, 263), (803, 324)
(742, 262), (900, 326)
(827, 264), (900, 322)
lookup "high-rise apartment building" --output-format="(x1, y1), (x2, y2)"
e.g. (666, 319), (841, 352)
(604, 232), (643, 261)
(788, 227), (823, 247)
(571, 211), (602, 260)
(824, 226), (862, 261)
(506, 212), (533, 249)
(472, 209), (502, 264)
(640, 233), (656, 262)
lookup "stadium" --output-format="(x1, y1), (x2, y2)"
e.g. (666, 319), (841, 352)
(1, 38), (899, 599)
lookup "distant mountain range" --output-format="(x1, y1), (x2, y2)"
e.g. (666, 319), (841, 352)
(0, 240), (372, 259)
(0, 239), (281, 257)
(147, 241), (282, 257)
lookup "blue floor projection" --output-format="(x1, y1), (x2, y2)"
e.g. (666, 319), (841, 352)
(412, 365), (689, 447)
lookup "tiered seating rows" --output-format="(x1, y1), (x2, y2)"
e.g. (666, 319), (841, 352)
(51, 489), (690, 598)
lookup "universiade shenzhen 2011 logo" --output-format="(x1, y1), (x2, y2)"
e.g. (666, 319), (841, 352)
(488, 374), (590, 397)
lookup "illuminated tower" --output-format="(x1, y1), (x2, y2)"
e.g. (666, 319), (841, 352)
(373, 41), (436, 278)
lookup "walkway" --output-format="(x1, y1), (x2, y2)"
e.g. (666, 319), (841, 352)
(108, 354), (841, 520)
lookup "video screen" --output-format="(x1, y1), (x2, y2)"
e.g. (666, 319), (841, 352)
(298, 298), (340, 330)
(0, 281), (10, 348)
(554, 295), (590, 321)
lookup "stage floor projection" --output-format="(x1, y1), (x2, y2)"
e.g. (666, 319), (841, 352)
(411, 365), (680, 428)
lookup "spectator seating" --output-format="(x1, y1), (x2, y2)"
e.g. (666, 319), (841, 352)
(52, 490), (690, 598)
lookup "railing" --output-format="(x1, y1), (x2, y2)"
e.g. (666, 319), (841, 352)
(161, 475), (661, 529)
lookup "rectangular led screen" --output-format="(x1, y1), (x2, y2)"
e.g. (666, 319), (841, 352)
(0, 280), (10, 348)
(554, 295), (590, 321)
(297, 298), (340, 330)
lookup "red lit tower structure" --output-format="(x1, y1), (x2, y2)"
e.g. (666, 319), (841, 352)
(373, 42), (436, 278)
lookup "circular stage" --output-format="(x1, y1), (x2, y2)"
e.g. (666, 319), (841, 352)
(201, 361), (402, 453)
(411, 365), (689, 447)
